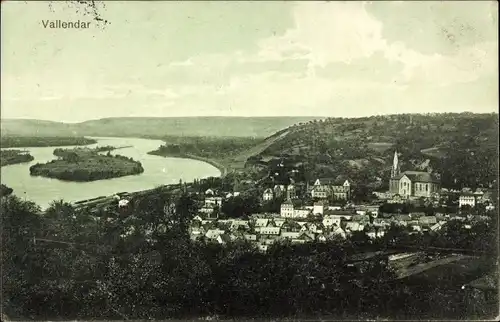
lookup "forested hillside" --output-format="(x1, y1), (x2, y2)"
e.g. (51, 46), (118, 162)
(254, 113), (498, 190)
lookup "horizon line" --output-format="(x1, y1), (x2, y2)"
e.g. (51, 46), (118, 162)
(1, 111), (498, 124)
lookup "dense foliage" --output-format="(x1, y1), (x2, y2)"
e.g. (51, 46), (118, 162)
(0, 136), (96, 148)
(1, 184), (14, 197)
(149, 136), (261, 160)
(1, 193), (497, 320)
(29, 148), (143, 182)
(0, 149), (34, 167)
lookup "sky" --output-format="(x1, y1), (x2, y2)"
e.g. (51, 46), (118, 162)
(1, 1), (498, 122)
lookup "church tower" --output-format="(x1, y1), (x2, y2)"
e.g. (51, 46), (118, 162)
(391, 150), (400, 178)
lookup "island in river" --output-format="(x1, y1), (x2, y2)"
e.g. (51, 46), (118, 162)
(29, 146), (144, 182)
(0, 149), (35, 167)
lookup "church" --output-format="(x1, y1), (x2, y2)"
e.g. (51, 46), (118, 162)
(389, 151), (440, 198)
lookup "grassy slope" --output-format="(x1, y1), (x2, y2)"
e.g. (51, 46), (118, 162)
(1, 117), (319, 138)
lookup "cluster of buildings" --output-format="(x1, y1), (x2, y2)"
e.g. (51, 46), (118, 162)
(187, 194), (492, 252)
(149, 149), (496, 252)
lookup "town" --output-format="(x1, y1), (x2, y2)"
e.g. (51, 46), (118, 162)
(112, 150), (496, 252)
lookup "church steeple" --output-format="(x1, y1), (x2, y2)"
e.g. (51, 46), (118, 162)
(391, 150), (400, 178)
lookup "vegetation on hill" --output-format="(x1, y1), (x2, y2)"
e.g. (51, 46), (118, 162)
(1, 117), (317, 138)
(1, 136), (96, 148)
(248, 113), (498, 191)
(29, 147), (143, 182)
(0, 149), (34, 167)
(1, 194), (497, 320)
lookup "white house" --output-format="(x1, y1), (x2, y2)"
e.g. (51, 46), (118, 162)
(205, 229), (225, 240)
(293, 208), (311, 218)
(263, 188), (274, 201)
(459, 192), (476, 208)
(322, 216), (342, 227)
(255, 218), (269, 227)
(205, 196), (223, 206)
(313, 201), (325, 215)
(260, 227), (281, 235)
(280, 201), (294, 218)
(345, 222), (365, 232)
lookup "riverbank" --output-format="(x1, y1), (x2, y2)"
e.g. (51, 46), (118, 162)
(1, 136), (97, 148)
(0, 149), (35, 167)
(147, 151), (228, 176)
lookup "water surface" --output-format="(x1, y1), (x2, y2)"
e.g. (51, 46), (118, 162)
(1, 137), (220, 209)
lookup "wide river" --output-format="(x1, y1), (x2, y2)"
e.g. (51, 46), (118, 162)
(1, 137), (221, 209)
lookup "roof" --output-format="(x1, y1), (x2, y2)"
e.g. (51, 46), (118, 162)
(402, 171), (440, 183)
(393, 214), (411, 221)
(314, 177), (350, 186)
(255, 218), (269, 227)
(218, 234), (232, 243)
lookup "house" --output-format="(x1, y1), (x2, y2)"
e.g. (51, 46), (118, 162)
(274, 185), (286, 198)
(281, 221), (302, 232)
(293, 208), (311, 218)
(351, 214), (370, 224)
(459, 192), (476, 208)
(345, 222), (365, 232)
(118, 199), (129, 207)
(261, 237), (278, 245)
(200, 204), (216, 215)
(313, 201), (325, 215)
(331, 226), (347, 239)
(418, 216), (437, 225)
(393, 214), (411, 226)
(260, 227), (281, 236)
(217, 233), (232, 244)
(366, 227), (378, 239)
(286, 184), (297, 199)
(255, 218), (269, 228)
(193, 215), (203, 222)
(317, 233), (327, 242)
(429, 221), (443, 231)
(280, 200), (295, 217)
(281, 231), (301, 240)
(205, 196), (223, 206)
(230, 220), (250, 231)
(310, 177), (351, 200)
(205, 229), (225, 240)
(373, 217), (391, 228)
(322, 216), (342, 227)
(258, 244), (269, 252)
(244, 234), (258, 241)
(388, 194), (404, 204)
(263, 188), (274, 201)
(411, 225), (422, 232)
(274, 219), (286, 227)
(292, 232), (315, 244)
(389, 151), (440, 198)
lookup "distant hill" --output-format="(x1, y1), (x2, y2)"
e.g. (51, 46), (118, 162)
(0, 119), (77, 137)
(0, 117), (319, 138)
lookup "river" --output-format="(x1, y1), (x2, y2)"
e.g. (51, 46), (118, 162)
(0, 137), (221, 209)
